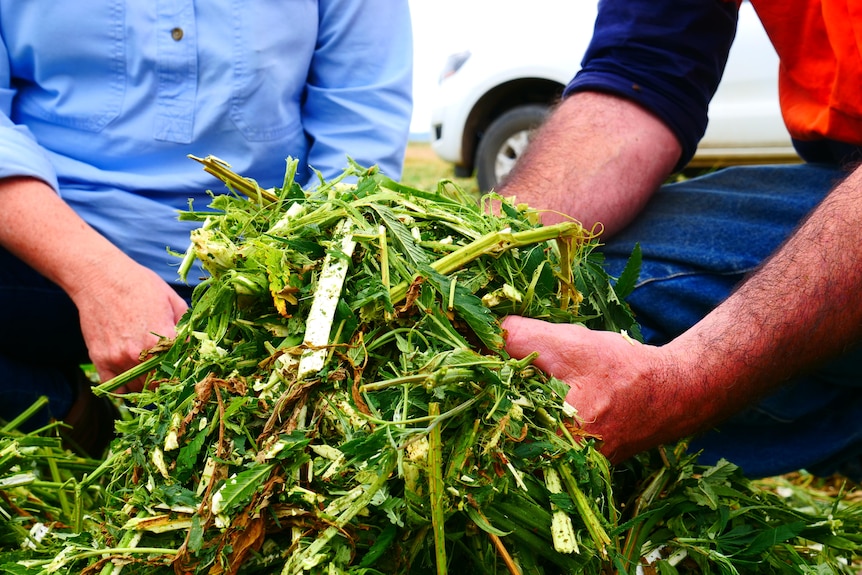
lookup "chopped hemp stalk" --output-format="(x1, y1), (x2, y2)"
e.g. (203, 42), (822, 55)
(1, 156), (860, 575)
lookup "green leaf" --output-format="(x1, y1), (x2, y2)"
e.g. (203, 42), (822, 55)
(175, 426), (211, 482)
(744, 522), (805, 555)
(548, 492), (577, 514)
(614, 242), (641, 300)
(212, 463), (274, 516)
(465, 504), (512, 537)
(372, 204), (430, 268)
(424, 267), (503, 350)
(0, 564), (39, 575)
(340, 429), (390, 464)
(358, 523), (398, 568)
(188, 514), (205, 553)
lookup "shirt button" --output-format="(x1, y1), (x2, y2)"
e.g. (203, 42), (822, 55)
(171, 27), (184, 41)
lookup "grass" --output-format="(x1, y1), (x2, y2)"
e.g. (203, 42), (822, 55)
(401, 141), (479, 197)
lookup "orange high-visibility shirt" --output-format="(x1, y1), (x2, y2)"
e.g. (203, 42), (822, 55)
(752, 0), (862, 145)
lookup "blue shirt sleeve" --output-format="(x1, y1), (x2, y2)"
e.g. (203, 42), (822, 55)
(0, 40), (58, 189)
(303, 0), (413, 181)
(565, 0), (739, 169)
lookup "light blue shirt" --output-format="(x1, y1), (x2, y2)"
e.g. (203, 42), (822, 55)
(0, 1), (413, 286)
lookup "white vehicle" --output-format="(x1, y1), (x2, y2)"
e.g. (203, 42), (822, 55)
(429, 1), (798, 192)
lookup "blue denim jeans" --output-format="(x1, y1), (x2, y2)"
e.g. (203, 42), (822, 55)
(601, 163), (862, 479)
(0, 250), (91, 428)
(0, 250), (193, 430)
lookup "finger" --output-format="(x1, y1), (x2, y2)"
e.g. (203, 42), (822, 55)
(501, 315), (547, 359)
(123, 374), (152, 394)
(502, 316), (588, 365)
(503, 318), (564, 383)
(170, 292), (190, 324)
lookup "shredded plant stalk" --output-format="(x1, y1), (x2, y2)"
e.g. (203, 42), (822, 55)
(1, 156), (860, 575)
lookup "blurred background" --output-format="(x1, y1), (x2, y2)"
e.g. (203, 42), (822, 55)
(409, 0), (506, 139)
(407, 0), (797, 194)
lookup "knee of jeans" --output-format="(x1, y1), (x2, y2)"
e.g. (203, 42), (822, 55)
(0, 360), (76, 430)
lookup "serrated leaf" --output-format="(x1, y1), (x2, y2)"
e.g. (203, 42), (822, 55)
(548, 492), (577, 514)
(176, 426), (210, 481)
(211, 463), (274, 516)
(423, 267), (503, 350)
(613, 242), (641, 300)
(744, 522), (805, 555)
(372, 204), (430, 268)
(358, 523), (398, 568)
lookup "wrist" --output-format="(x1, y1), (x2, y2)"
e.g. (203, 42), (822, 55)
(659, 329), (749, 439)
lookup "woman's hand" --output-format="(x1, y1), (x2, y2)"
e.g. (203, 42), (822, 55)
(72, 258), (188, 390)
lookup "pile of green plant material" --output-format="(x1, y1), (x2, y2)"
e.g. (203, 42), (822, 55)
(1, 157), (861, 574)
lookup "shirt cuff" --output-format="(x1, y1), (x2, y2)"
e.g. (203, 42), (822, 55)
(563, 0), (738, 171)
(0, 125), (59, 190)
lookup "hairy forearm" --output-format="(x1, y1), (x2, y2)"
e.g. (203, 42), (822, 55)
(664, 165), (862, 434)
(497, 91), (682, 236)
(499, 93), (862, 460)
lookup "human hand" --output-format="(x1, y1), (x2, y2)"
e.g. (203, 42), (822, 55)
(502, 316), (685, 463)
(71, 259), (188, 392)
(0, 177), (189, 392)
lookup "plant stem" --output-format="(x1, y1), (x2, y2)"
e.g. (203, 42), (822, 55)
(281, 451), (399, 575)
(428, 403), (448, 575)
(361, 392), (486, 429)
(44, 453), (71, 521)
(100, 514), (146, 575)
(487, 530), (520, 575)
(189, 155), (279, 204)
(389, 222), (584, 304)
(298, 218), (356, 380)
(1, 396), (49, 432)
(92, 354), (163, 395)
(77, 448), (123, 492)
(359, 367), (476, 393)
(557, 463), (611, 559)
(24, 544), (173, 570)
(620, 462), (673, 569)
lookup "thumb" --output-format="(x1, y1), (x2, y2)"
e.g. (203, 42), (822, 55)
(501, 315), (541, 359)
(502, 316), (592, 375)
(171, 292), (190, 324)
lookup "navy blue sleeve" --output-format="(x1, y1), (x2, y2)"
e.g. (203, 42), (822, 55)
(565, 0), (738, 170)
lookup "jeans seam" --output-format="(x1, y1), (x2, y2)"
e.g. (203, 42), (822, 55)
(632, 267), (756, 290)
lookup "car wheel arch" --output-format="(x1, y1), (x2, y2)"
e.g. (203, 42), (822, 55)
(459, 77), (564, 174)
(475, 104), (550, 192)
